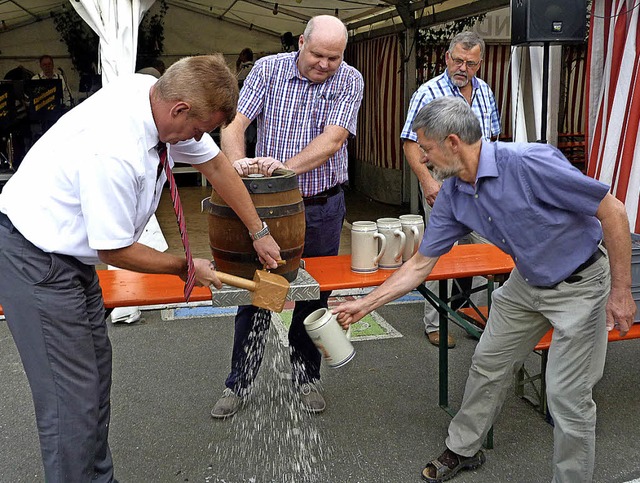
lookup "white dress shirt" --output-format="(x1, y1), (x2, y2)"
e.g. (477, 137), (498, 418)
(0, 74), (219, 264)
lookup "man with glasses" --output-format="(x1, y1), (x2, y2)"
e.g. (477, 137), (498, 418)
(401, 31), (500, 348)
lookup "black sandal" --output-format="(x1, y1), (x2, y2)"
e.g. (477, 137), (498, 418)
(421, 448), (486, 482)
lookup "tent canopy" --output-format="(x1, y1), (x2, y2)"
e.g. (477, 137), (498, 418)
(0, 0), (508, 39)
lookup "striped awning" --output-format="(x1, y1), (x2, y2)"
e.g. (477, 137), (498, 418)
(587, 0), (640, 232)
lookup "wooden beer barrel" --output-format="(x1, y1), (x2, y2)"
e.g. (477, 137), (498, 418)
(203, 169), (305, 282)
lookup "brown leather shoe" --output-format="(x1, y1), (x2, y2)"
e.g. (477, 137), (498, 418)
(427, 330), (456, 349)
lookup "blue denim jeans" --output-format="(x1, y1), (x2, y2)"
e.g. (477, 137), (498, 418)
(225, 191), (346, 393)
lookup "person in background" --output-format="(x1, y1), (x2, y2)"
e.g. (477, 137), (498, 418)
(32, 54), (72, 108)
(137, 59), (167, 79)
(235, 48), (257, 157)
(212, 15), (364, 418)
(0, 54), (280, 483)
(235, 48), (254, 87)
(335, 96), (635, 483)
(401, 31), (500, 349)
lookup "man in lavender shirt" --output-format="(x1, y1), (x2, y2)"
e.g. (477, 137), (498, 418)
(212, 15), (363, 418)
(335, 97), (635, 483)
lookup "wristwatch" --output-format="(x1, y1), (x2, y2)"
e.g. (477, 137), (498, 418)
(249, 221), (270, 241)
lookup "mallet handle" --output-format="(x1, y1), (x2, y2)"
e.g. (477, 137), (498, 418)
(216, 272), (257, 292)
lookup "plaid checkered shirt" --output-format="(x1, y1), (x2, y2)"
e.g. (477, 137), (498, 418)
(401, 71), (501, 142)
(238, 52), (363, 197)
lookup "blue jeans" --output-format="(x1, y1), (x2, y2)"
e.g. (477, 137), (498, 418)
(225, 191), (346, 394)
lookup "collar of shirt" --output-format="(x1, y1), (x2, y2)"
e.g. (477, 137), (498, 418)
(443, 71), (480, 93)
(453, 140), (498, 195)
(285, 52), (303, 81)
(138, 79), (161, 154)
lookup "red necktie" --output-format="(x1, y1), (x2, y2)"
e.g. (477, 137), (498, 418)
(158, 143), (196, 301)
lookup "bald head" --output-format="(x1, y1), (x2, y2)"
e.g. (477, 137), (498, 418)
(303, 15), (348, 45)
(297, 15), (348, 83)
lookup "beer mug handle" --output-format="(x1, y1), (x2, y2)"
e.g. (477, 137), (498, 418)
(394, 229), (406, 262)
(373, 232), (386, 264)
(345, 324), (352, 340)
(411, 226), (420, 257)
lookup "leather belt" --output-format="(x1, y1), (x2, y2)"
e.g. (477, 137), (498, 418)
(303, 184), (342, 206)
(569, 248), (604, 278)
(539, 247), (604, 288)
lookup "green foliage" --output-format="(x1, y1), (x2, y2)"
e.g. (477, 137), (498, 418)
(418, 15), (486, 45)
(52, 9), (99, 75)
(415, 15), (486, 84)
(137, 0), (169, 69)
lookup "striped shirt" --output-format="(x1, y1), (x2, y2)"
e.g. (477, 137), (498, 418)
(238, 52), (364, 197)
(401, 71), (500, 142)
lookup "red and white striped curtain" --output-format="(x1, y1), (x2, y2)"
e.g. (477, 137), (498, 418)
(561, 45), (588, 135)
(481, 44), (512, 139)
(346, 34), (403, 170)
(587, 0), (640, 231)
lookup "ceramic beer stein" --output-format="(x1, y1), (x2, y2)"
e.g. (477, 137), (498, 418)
(399, 214), (425, 262)
(303, 308), (355, 368)
(376, 217), (406, 269)
(350, 221), (387, 273)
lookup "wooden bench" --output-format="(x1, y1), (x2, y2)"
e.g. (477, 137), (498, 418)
(0, 244), (514, 316)
(0, 270), (215, 318)
(457, 306), (640, 416)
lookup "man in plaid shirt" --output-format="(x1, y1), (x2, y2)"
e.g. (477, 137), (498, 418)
(401, 31), (501, 349)
(213, 15), (363, 418)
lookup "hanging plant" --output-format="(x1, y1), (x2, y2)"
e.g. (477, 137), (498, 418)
(52, 8), (99, 75)
(415, 15), (486, 84)
(52, 1), (168, 76)
(136, 0), (169, 70)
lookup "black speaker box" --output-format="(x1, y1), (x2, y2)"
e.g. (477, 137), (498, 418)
(511, 0), (587, 45)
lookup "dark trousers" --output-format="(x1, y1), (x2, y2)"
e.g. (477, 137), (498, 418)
(0, 212), (115, 483)
(225, 191), (346, 393)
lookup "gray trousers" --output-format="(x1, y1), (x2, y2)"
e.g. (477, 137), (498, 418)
(446, 252), (609, 483)
(0, 213), (115, 483)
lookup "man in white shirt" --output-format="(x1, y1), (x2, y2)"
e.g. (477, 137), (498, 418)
(32, 54), (72, 108)
(0, 54), (281, 483)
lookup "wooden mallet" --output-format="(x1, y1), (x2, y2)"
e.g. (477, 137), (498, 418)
(215, 269), (290, 312)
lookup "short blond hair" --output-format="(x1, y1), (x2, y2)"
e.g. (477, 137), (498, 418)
(154, 54), (238, 126)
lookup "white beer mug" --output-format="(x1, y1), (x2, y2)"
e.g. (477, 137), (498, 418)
(376, 217), (406, 269)
(399, 214), (425, 262)
(304, 308), (355, 368)
(351, 221), (387, 273)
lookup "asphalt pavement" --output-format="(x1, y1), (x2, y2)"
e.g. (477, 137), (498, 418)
(1, 299), (640, 483)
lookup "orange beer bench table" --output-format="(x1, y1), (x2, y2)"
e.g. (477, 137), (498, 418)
(0, 244), (514, 425)
(0, 244), (514, 313)
(302, 243), (515, 432)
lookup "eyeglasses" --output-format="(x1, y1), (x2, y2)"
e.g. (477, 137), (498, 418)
(448, 55), (481, 69)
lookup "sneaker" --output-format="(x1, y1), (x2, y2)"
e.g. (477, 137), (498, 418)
(299, 382), (326, 413)
(211, 388), (242, 419)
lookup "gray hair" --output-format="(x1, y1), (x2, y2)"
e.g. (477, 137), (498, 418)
(304, 15), (348, 43)
(449, 31), (485, 58)
(412, 97), (482, 144)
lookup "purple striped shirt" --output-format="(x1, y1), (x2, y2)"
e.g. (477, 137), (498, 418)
(238, 52), (363, 197)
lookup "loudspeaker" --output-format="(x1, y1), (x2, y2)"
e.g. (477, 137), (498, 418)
(511, 0), (587, 45)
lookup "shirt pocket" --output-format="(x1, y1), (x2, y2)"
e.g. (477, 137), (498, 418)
(311, 93), (334, 131)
